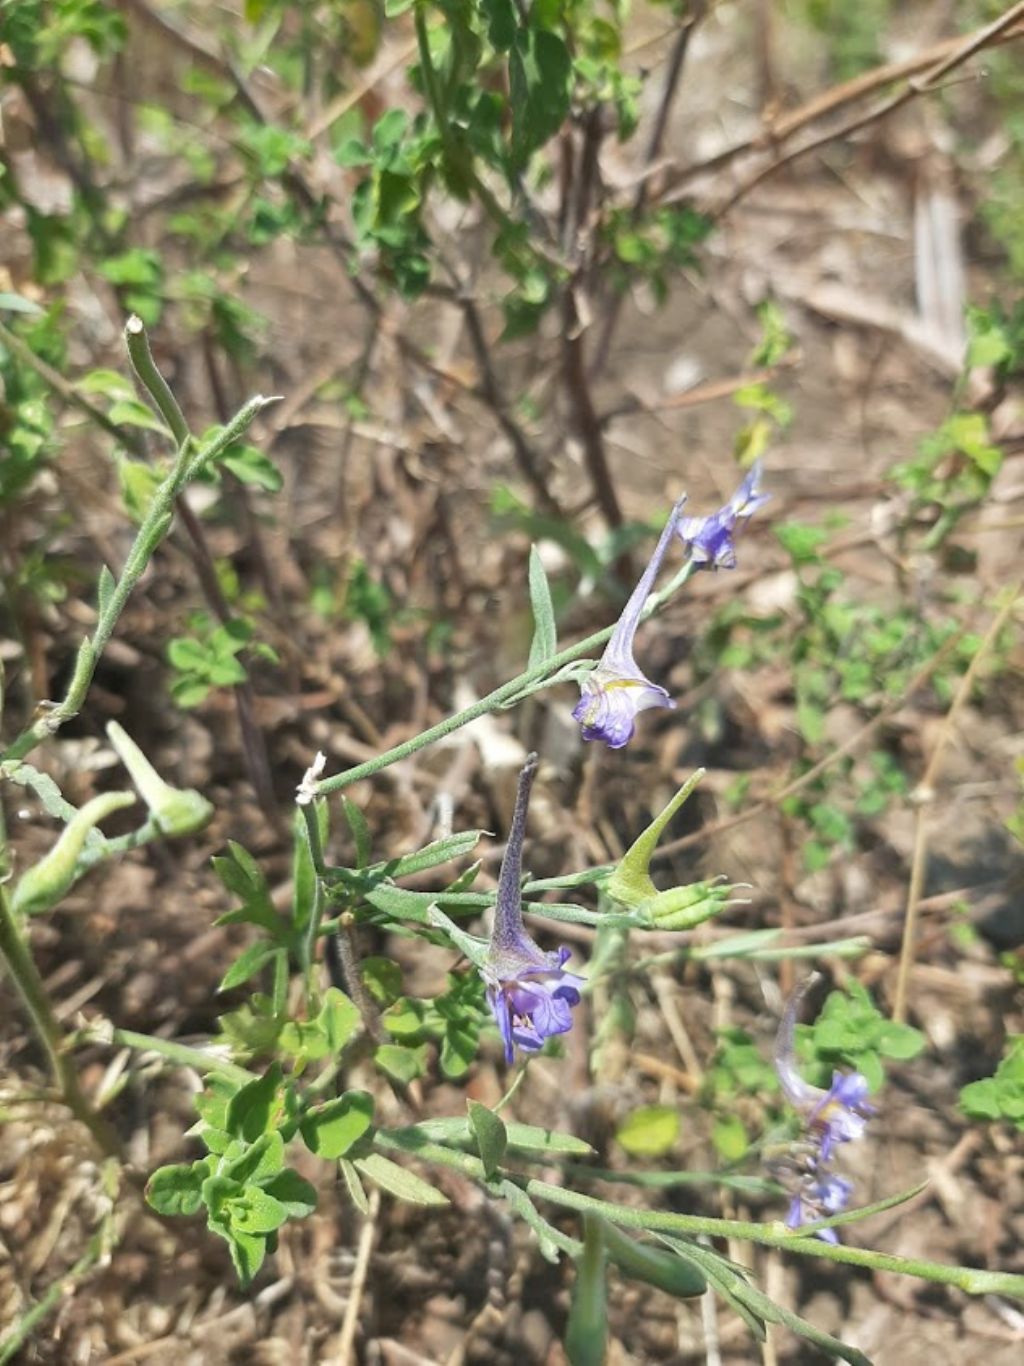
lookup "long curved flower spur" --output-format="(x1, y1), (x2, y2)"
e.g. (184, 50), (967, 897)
(573, 496), (686, 749)
(483, 753), (585, 1063)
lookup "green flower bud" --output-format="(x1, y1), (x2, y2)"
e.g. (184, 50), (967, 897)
(12, 790), (136, 915)
(106, 721), (213, 837)
(606, 769), (705, 910)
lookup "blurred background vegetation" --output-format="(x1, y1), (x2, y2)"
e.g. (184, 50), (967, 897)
(1, 0), (1023, 1360)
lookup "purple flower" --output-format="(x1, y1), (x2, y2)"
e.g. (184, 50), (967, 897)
(786, 1174), (853, 1243)
(676, 461), (769, 570)
(771, 977), (875, 1242)
(573, 498), (686, 749)
(812, 1073), (873, 1161)
(773, 981), (874, 1157)
(483, 754), (584, 1063)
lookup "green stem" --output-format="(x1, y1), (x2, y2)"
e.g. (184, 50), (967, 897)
(0, 886), (120, 1156)
(92, 1025), (256, 1085)
(372, 1129), (1024, 1300)
(124, 314), (191, 445)
(524, 1180), (1024, 1298)
(318, 557), (697, 796)
(0, 392), (270, 766)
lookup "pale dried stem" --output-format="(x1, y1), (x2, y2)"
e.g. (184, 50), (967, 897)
(330, 1187), (381, 1366)
(712, 4), (1024, 218)
(658, 12), (1024, 204)
(892, 584), (1021, 1022)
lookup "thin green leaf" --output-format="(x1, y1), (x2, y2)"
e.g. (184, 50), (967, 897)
(527, 545), (557, 667)
(340, 1157), (370, 1214)
(353, 1154), (450, 1206)
(400, 1117), (594, 1156)
(219, 939), (279, 992)
(379, 829), (486, 879)
(97, 565), (116, 617)
(468, 1101), (508, 1179)
(342, 797), (372, 868)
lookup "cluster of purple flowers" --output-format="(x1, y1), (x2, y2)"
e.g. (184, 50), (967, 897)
(480, 466), (769, 1061)
(573, 463), (768, 750)
(772, 982), (875, 1242)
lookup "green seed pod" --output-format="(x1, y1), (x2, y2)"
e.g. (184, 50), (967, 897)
(12, 790), (136, 916)
(644, 878), (734, 930)
(106, 721), (213, 837)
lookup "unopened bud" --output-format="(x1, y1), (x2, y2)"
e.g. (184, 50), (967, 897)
(106, 721), (212, 836)
(12, 791), (135, 915)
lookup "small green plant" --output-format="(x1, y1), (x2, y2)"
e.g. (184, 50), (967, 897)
(797, 981), (926, 1093)
(702, 1027), (781, 1162)
(167, 615), (255, 708)
(960, 1037), (1024, 1131)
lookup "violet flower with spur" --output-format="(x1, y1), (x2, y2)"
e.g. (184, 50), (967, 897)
(483, 754), (585, 1063)
(772, 977), (874, 1242)
(572, 497), (686, 749)
(676, 460), (769, 570)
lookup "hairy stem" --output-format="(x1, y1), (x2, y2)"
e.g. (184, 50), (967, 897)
(90, 1025), (256, 1085)
(0, 391), (269, 765)
(0, 887), (120, 1156)
(316, 556), (697, 796)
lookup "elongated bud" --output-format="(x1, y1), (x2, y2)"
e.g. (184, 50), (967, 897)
(106, 721), (213, 836)
(12, 791), (135, 915)
(607, 769), (705, 910)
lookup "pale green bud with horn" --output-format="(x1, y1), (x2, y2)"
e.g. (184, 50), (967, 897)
(12, 790), (136, 916)
(106, 721), (213, 837)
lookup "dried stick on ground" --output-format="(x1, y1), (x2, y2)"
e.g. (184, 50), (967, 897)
(892, 583), (1022, 1023)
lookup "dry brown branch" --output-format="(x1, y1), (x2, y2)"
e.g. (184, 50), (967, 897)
(712, 3), (1024, 219)
(600, 350), (800, 425)
(656, 10), (1024, 204)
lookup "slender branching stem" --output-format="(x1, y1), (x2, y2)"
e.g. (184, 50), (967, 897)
(373, 1128), (1024, 1299)
(0, 886), (120, 1156)
(86, 1025), (257, 1085)
(316, 557), (698, 796)
(0, 390), (269, 766)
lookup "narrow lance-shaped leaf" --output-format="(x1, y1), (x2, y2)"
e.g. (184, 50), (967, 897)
(527, 544), (557, 667)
